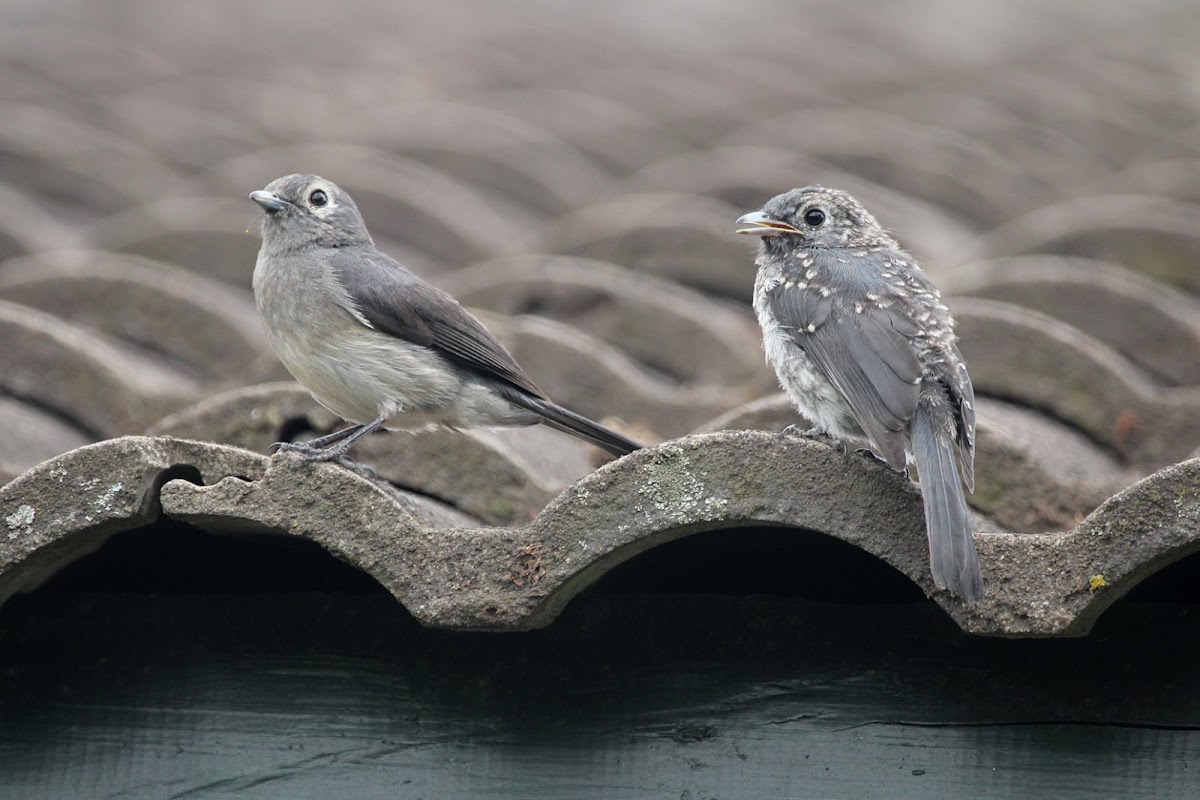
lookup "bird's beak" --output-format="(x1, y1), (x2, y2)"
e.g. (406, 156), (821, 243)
(249, 190), (289, 214)
(736, 211), (800, 237)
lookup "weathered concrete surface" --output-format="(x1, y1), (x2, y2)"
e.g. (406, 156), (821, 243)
(0, 437), (265, 606)
(480, 311), (750, 438)
(699, 393), (1130, 533)
(629, 145), (982, 280)
(953, 298), (1200, 468)
(0, 300), (199, 437)
(0, 397), (91, 485)
(0, 250), (278, 384)
(982, 195), (1200, 295)
(980, 457), (1200, 637)
(946, 255), (1200, 387)
(5, 433), (1196, 637)
(149, 383), (605, 525)
(439, 254), (768, 388)
(544, 192), (754, 300)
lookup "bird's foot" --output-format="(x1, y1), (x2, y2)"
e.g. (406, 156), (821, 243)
(269, 440), (320, 456)
(853, 447), (909, 478)
(331, 457), (377, 480)
(782, 425), (848, 454)
(269, 441), (377, 479)
(854, 446), (888, 466)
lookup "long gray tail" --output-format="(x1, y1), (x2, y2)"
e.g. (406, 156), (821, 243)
(911, 403), (982, 601)
(500, 388), (642, 457)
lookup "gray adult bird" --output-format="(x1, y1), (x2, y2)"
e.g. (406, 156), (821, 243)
(737, 187), (980, 600)
(249, 173), (641, 465)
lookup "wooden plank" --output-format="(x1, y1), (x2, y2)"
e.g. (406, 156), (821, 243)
(0, 595), (1197, 799)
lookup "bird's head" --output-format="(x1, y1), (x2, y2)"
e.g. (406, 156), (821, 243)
(736, 186), (895, 254)
(250, 174), (372, 249)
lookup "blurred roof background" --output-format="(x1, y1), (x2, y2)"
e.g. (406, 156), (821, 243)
(3, 0), (1199, 484)
(1, 0), (1199, 583)
(3, 0), (1200, 796)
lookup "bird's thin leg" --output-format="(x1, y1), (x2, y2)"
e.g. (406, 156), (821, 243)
(271, 423), (362, 455)
(270, 417), (388, 478)
(296, 416), (388, 463)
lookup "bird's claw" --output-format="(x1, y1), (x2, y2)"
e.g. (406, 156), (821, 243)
(781, 424), (829, 441)
(332, 457), (377, 480)
(270, 440), (317, 456)
(269, 442), (376, 478)
(782, 425), (848, 454)
(854, 447), (889, 467)
(854, 448), (909, 478)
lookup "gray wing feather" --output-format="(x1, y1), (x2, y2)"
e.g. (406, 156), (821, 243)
(944, 344), (976, 491)
(768, 285), (920, 468)
(855, 308), (923, 416)
(329, 248), (546, 398)
(769, 282), (833, 332)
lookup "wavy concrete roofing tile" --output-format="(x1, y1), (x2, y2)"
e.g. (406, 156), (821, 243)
(87, 0), (512, 71)
(0, 67), (65, 105)
(946, 256), (1200, 387)
(0, 23), (178, 94)
(0, 300), (201, 441)
(695, 57), (837, 117)
(307, 101), (617, 213)
(952, 298), (1200, 468)
(0, 398), (91, 486)
(1059, 42), (1195, 123)
(378, 140), (612, 220)
(4, 433), (1196, 637)
(981, 196), (1200, 296)
(100, 90), (267, 172)
(954, 399), (1133, 534)
(86, 195), (262, 288)
(568, 67), (777, 145)
(0, 250), (277, 385)
(0, 104), (185, 223)
(1086, 159), (1200, 206)
(981, 60), (1194, 163)
(542, 192), (753, 300)
(0, 436), (473, 604)
(146, 383), (593, 526)
(111, 73), (408, 146)
(476, 311), (750, 439)
(0, 182), (84, 262)
(625, 146), (983, 276)
(713, 20), (925, 91)
(696, 393), (1129, 535)
(204, 144), (540, 271)
(476, 89), (691, 173)
(865, 90), (1108, 196)
(439, 255), (767, 388)
(1152, 121), (1200, 160)
(721, 107), (1043, 229)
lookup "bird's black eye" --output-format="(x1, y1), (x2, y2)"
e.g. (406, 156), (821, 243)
(803, 208), (825, 227)
(309, 189), (328, 207)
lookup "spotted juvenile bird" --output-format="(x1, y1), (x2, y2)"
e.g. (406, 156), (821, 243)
(249, 173), (641, 465)
(737, 187), (980, 600)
